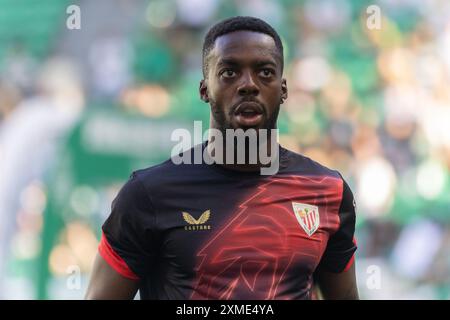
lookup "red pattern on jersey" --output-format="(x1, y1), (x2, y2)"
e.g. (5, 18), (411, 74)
(190, 175), (343, 299)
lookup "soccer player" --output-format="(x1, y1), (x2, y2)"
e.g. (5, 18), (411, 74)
(85, 16), (358, 300)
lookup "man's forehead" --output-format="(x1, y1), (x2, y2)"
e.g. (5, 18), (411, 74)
(209, 31), (280, 63)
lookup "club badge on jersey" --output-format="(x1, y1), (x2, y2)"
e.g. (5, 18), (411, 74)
(291, 202), (320, 237)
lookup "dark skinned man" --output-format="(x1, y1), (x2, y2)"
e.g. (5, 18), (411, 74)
(86, 16), (358, 300)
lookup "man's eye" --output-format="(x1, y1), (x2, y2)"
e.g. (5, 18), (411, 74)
(260, 69), (274, 77)
(221, 70), (236, 78)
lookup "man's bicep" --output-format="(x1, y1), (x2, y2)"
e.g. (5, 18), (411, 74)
(85, 253), (139, 300)
(315, 262), (359, 300)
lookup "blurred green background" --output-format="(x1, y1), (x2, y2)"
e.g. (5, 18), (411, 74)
(0, 0), (449, 299)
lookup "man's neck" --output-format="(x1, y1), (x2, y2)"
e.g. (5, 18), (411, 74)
(205, 133), (278, 173)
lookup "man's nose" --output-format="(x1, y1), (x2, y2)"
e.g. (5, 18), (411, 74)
(237, 71), (259, 96)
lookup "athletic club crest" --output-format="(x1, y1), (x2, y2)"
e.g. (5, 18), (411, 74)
(291, 202), (320, 236)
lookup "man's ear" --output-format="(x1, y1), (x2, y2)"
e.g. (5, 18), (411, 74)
(199, 79), (209, 103)
(281, 78), (288, 104)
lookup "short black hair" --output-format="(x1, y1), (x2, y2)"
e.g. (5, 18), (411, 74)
(202, 16), (284, 78)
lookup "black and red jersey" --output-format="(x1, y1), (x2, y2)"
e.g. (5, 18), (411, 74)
(99, 141), (357, 300)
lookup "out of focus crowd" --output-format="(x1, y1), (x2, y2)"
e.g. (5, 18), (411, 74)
(0, 0), (449, 299)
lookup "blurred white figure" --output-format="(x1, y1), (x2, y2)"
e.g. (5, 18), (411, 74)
(236, 0), (283, 28)
(391, 219), (443, 281)
(88, 37), (132, 99)
(176, 0), (219, 27)
(304, 0), (351, 32)
(0, 42), (37, 96)
(0, 57), (84, 298)
(356, 156), (397, 217)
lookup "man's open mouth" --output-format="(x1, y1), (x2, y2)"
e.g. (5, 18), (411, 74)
(233, 102), (264, 127)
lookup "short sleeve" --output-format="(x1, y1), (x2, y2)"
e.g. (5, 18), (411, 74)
(99, 172), (156, 280)
(317, 176), (357, 273)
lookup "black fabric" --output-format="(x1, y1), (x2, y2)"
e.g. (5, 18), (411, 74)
(315, 175), (357, 273)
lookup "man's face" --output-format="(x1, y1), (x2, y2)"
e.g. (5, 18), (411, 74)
(200, 31), (288, 132)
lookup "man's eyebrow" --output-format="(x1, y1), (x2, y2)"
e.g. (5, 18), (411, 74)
(254, 60), (277, 68)
(216, 58), (278, 68)
(216, 58), (240, 67)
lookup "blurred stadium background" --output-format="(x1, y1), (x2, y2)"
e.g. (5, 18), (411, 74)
(0, 0), (449, 299)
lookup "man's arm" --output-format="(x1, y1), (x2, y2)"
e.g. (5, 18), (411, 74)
(314, 262), (359, 300)
(313, 175), (358, 300)
(85, 253), (139, 300)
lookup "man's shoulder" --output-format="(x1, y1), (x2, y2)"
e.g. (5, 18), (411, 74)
(282, 147), (343, 181)
(131, 143), (207, 186)
(133, 158), (178, 181)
